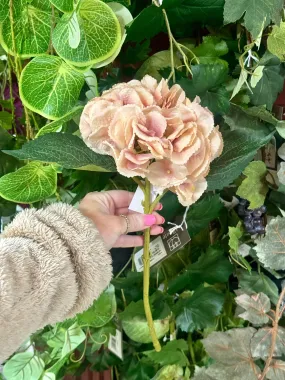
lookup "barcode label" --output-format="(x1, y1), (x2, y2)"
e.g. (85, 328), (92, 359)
(134, 236), (167, 272)
(108, 329), (123, 360)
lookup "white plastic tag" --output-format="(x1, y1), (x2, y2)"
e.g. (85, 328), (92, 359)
(128, 185), (158, 214)
(134, 236), (167, 272)
(108, 329), (123, 360)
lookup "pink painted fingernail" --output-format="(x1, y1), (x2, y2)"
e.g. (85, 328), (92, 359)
(144, 214), (156, 226)
(158, 203), (163, 210)
(159, 227), (164, 234)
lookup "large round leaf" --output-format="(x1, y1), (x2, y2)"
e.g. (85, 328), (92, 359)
(93, 2), (133, 69)
(0, 0), (51, 57)
(20, 55), (84, 119)
(52, 0), (121, 67)
(50, 0), (74, 12)
(3, 352), (44, 380)
(122, 315), (170, 344)
(0, 162), (57, 203)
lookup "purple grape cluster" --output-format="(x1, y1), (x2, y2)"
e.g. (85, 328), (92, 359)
(237, 198), (266, 235)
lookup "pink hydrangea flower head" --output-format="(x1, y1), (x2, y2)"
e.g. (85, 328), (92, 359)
(79, 75), (224, 206)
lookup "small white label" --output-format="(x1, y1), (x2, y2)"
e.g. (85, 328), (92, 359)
(134, 236), (167, 272)
(108, 329), (123, 360)
(128, 185), (158, 214)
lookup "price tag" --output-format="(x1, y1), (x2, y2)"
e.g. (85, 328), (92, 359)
(134, 216), (191, 272)
(108, 328), (123, 360)
(128, 185), (160, 214)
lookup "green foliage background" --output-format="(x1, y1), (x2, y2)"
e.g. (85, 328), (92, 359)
(1, 0), (285, 379)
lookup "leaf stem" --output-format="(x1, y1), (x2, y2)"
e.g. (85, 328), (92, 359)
(260, 286), (285, 379)
(162, 9), (175, 82)
(187, 333), (196, 365)
(9, 0), (33, 140)
(133, 176), (145, 191)
(143, 179), (161, 352)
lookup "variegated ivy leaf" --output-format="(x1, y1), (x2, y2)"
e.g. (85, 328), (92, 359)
(202, 328), (260, 379)
(193, 362), (260, 380)
(251, 326), (285, 359)
(267, 360), (285, 380)
(68, 11), (81, 49)
(52, 0), (121, 67)
(255, 216), (285, 270)
(0, 0), (51, 57)
(20, 55), (84, 119)
(235, 292), (270, 325)
(250, 66), (265, 88)
(278, 143), (285, 160)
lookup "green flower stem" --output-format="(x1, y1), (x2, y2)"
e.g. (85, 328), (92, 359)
(143, 179), (161, 352)
(187, 333), (196, 365)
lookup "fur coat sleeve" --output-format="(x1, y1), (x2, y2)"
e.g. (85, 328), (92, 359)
(0, 203), (112, 363)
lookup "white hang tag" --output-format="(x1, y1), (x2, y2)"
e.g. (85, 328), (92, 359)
(134, 216), (191, 272)
(128, 185), (158, 214)
(108, 329), (123, 360)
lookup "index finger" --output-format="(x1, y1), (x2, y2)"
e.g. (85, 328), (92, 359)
(105, 190), (135, 208)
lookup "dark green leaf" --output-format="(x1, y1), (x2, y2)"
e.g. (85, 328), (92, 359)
(224, 0), (283, 39)
(90, 348), (121, 372)
(168, 245), (233, 294)
(186, 194), (224, 237)
(177, 64), (229, 114)
(121, 358), (156, 380)
(0, 126), (12, 149)
(174, 286), (225, 332)
(250, 52), (285, 111)
(36, 106), (84, 138)
(207, 128), (273, 191)
(143, 340), (188, 367)
(121, 40), (151, 64)
(165, 0), (225, 27)
(126, 5), (164, 43)
(3, 133), (116, 172)
(0, 111), (12, 129)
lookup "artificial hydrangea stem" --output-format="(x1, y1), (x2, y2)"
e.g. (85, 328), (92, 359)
(143, 179), (161, 352)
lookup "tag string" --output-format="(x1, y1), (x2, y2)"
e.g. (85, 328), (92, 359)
(167, 206), (189, 235)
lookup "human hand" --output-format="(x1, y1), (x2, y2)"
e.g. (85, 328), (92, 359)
(79, 190), (164, 249)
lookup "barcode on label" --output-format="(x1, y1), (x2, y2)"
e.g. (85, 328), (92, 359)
(108, 329), (123, 360)
(134, 236), (167, 272)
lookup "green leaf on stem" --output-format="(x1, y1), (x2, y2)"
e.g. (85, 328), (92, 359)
(255, 216), (285, 270)
(228, 223), (243, 254)
(268, 22), (285, 61)
(0, 162), (57, 203)
(3, 133), (117, 172)
(174, 286), (225, 332)
(61, 323), (86, 358)
(50, 0), (74, 12)
(207, 128), (273, 191)
(77, 285), (116, 328)
(36, 106), (84, 138)
(236, 161), (268, 209)
(52, 0), (121, 67)
(20, 55), (84, 120)
(224, 0), (283, 39)
(177, 64), (229, 115)
(168, 245), (232, 294)
(0, 0), (51, 57)
(186, 194), (224, 237)
(126, 5), (164, 43)
(144, 340), (189, 367)
(152, 365), (184, 380)
(136, 50), (181, 81)
(3, 352), (44, 380)
(250, 52), (285, 111)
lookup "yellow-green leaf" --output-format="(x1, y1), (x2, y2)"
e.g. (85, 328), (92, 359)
(237, 161), (268, 209)
(20, 55), (84, 119)
(268, 22), (285, 61)
(52, 0), (121, 67)
(0, 162), (57, 203)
